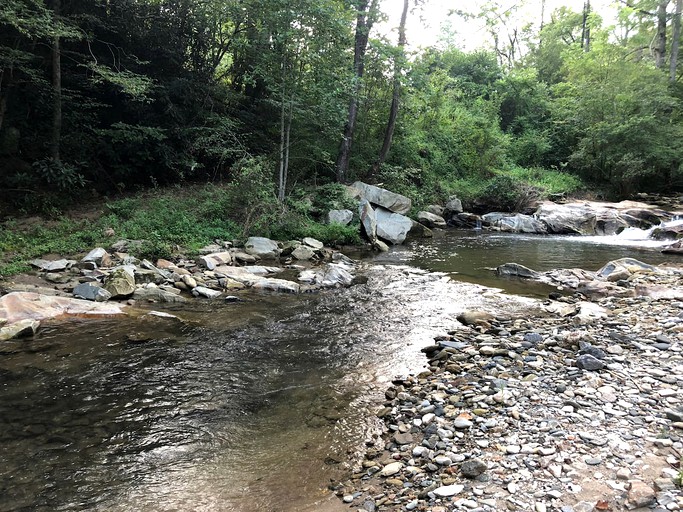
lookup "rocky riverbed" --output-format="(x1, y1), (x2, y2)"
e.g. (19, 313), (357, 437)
(333, 264), (683, 512)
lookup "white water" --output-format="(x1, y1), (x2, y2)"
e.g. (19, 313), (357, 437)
(561, 218), (683, 248)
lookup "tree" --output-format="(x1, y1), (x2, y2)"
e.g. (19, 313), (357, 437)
(671, 0), (682, 80)
(373, 0), (409, 175)
(335, 0), (380, 183)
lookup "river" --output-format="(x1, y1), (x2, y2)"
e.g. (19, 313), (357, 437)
(0, 230), (678, 511)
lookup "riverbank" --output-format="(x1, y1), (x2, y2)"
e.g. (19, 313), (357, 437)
(332, 265), (683, 511)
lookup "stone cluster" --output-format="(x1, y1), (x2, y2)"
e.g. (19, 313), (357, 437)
(335, 274), (683, 512)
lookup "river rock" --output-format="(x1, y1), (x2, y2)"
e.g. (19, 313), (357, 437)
(662, 240), (683, 254)
(497, 263), (540, 279)
(0, 292), (125, 325)
(244, 237), (280, 259)
(426, 204), (445, 216)
(379, 462), (403, 477)
(443, 196), (464, 217)
(133, 287), (187, 303)
(460, 459), (487, 478)
(198, 251), (232, 270)
(292, 245), (315, 261)
(192, 286), (222, 299)
(252, 278), (300, 294)
(483, 213), (548, 234)
(302, 237), (324, 250)
(417, 211), (447, 229)
(81, 248), (112, 267)
(29, 259), (74, 272)
(104, 267), (136, 298)
(73, 283), (112, 302)
(350, 181), (412, 215)
(457, 310), (495, 328)
(406, 220), (433, 239)
(597, 258), (657, 282)
(359, 199), (377, 242)
(376, 207), (413, 245)
(576, 354), (606, 371)
(327, 209), (353, 226)
(0, 319), (40, 341)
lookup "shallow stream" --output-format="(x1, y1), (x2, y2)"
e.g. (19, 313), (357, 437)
(0, 230), (679, 511)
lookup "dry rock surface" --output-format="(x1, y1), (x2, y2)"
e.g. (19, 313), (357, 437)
(335, 266), (683, 512)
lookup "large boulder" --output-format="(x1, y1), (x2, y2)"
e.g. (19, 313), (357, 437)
(534, 203), (599, 234)
(594, 209), (629, 236)
(662, 240), (683, 254)
(81, 248), (112, 267)
(651, 222), (683, 241)
(376, 207), (413, 245)
(291, 245), (315, 261)
(449, 213), (482, 229)
(483, 213), (548, 234)
(244, 237), (280, 259)
(350, 181), (411, 215)
(444, 196), (464, 215)
(327, 209), (353, 226)
(417, 211), (447, 229)
(0, 291), (125, 326)
(596, 258), (657, 282)
(104, 267), (136, 298)
(359, 199), (377, 242)
(496, 263), (540, 279)
(406, 220), (433, 239)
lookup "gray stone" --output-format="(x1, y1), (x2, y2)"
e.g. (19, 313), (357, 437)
(29, 259), (73, 272)
(444, 196), (463, 215)
(73, 283), (112, 302)
(350, 181), (412, 214)
(376, 206), (413, 245)
(496, 263), (540, 279)
(244, 237), (280, 259)
(0, 319), (40, 341)
(576, 354), (606, 371)
(302, 237), (324, 250)
(192, 286), (222, 299)
(483, 213), (548, 234)
(460, 459), (487, 478)
(359, 199), (377, 242)
(596, 258), (657, 281)
(133, 287), (187, 303)
(417, 211), (447, 229)
(406, 220), (433, 239)
(394, 432), (413, 445)
(252, 278), (300, 294)
(81, 248), (110, 266)
(291, 245), (315, 261)
(104, 267), (136, 298)
(327, 209), (353, 226)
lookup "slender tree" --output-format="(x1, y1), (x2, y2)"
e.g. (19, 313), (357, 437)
(50, 0), (61, 162)
(671, 0), (682, 80)
(335, 0), (380, 183)
(372, 0), (409, 174)
(654, 1), (670, 68)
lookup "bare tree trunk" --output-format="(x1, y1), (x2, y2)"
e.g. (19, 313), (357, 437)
(372, 0), (409, 175)
(278, 82), (286, 203)
(0, 70), (6, 134)
(582, 0), (591, 52)
(50, 0), (62, 162)
(335, 0), (380, 183)
(671, 0), (682, 80)
(655, 1), (670, 68)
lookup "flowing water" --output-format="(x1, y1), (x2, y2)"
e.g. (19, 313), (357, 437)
(0, 228), (680, 512)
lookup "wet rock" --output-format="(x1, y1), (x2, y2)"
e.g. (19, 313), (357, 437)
(73, 283), (112, 302)
(497, 263), (540, 279)
(291, 245), (315, 261)
(192, 286), (222, 299)
(302, 237), (324, 250)
(133, 287), (187, 303)
(483, 213), (548, 234)
(0, 319), (40, 341)
(251, 279), (300, 294)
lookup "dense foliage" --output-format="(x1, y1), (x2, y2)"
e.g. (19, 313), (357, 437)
(1, 0), (682, 221)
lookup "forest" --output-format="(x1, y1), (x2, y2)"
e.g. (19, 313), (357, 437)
(1, 0), (683, 224)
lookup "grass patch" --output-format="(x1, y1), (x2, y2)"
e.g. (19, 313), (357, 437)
(0, 181), (361, 277)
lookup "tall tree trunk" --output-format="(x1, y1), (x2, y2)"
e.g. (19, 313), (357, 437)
(671, 0), (682, 80)
(278, 83), (286, 203)
(335, 0), (380, 183)
(372, 0), (409, 175)
(655, 1), (670, 68)
(582, 0), (591, 52)
(50, 0), (62, 162)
